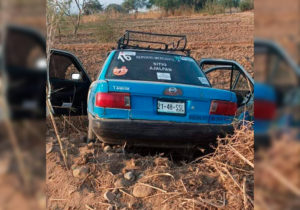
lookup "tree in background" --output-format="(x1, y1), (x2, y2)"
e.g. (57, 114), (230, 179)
(147, 0), (214, 13)
(239, 0), (253, 11)
(148, 0), (181, 15)
(192, 0), (209, 11)
(55, 0), (86, 37)
(220, 0), (240, 13)
(122, 0), (135, 12)
(179, 0), (208, 11)
(83, 0), (103, 15)
(204, 0), (224, 14)
(147, 0), (245, 14)
(106, 3), (127, 13)
(116, 0), (251, 16)
(122, 0), (149, 13)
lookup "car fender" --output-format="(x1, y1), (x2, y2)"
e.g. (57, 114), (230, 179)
(88, 80), (108, 116)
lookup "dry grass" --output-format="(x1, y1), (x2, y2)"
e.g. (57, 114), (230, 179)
(47, 119), (254, 209)
(81, 7), (214, 23)
(81, 13), (128, 23)
(136, 7), (198, 19)
(255, 137), (300, 210)
(135, 11), (164, 19)
(195, 123), (254, 209)
(172, 6), (199, 17)
(81, 14), (102, 23)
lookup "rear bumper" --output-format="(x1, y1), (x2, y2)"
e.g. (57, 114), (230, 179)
(90, 116), (234, 148)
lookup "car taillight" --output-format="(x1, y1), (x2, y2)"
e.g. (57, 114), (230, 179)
(209, 100), (237, 116)
(254, 100), (276, 120)
(95, 92), (131, 109)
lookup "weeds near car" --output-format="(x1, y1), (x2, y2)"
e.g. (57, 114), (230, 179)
(47, 118), (254, 209)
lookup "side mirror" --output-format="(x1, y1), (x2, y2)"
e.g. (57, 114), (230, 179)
(71, 73), (81, 80)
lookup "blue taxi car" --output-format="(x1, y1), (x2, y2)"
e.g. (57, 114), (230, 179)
(48, 31), (253, 148)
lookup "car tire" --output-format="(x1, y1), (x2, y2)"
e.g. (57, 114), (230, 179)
(87, 118), (95, 143)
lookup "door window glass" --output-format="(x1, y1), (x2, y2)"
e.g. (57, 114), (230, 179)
(205, 69), (231, 90)
(269, 54), (297, 86)
(232, 70), (251, 91)
(49, 53), (84, 82)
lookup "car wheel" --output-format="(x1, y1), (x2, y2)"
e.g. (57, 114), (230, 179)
(87, 119), (95, 143)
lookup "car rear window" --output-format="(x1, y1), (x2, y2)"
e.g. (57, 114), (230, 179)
(105, 51), (210, 87)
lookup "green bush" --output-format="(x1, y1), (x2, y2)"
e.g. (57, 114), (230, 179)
(239, 0), (253, 11)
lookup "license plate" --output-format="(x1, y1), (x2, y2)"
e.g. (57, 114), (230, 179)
(157, 100), (185, 115)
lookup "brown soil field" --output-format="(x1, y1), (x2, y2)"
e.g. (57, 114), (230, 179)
(55, 11), (254, 80)
(255, 0), (299, 63)
(47, 11), (254, 210)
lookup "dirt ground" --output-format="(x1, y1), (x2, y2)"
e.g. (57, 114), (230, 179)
(46, 119), (254, 210)
(47, 11), (254, 210)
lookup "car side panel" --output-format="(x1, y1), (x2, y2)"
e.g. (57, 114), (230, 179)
(88, 51), (116, 116)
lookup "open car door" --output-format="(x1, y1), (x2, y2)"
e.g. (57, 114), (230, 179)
(48, 50), (91, 116)
(255, 39), (300, 106)
(200, 59), (254, 107)
(3, 25), (46, 119)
